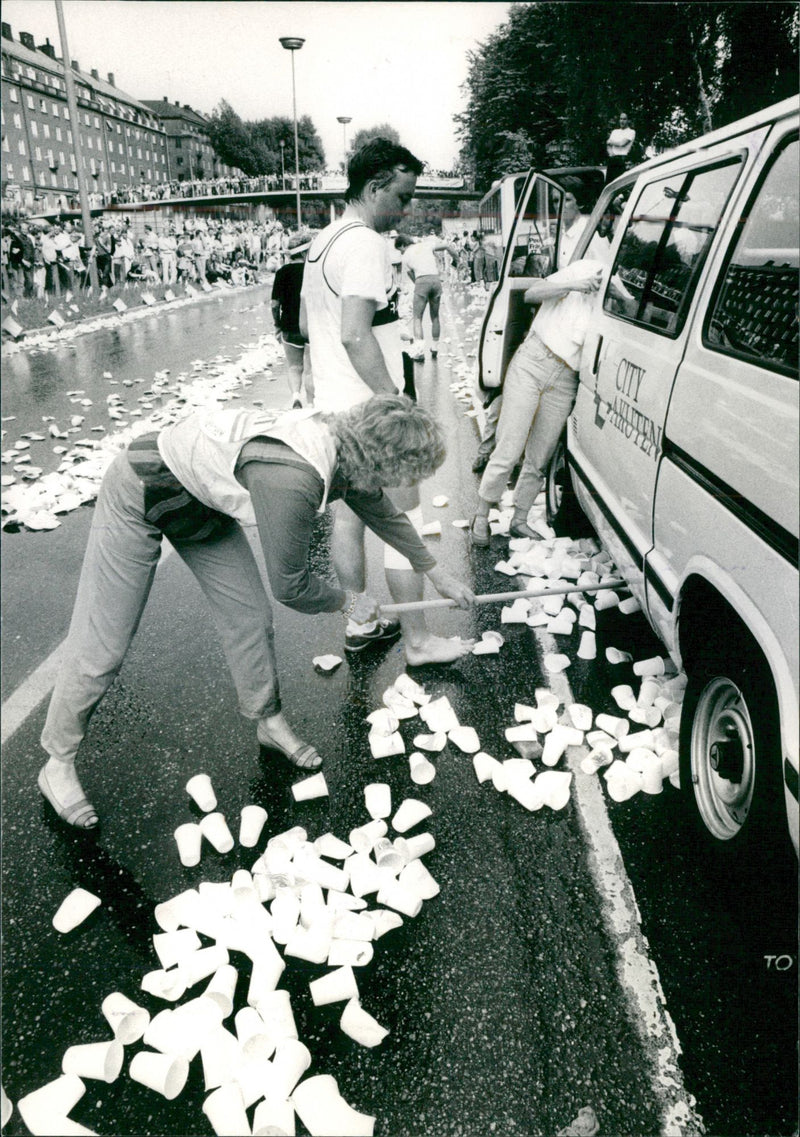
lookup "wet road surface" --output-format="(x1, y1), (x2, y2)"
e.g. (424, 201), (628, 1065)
(1, 280), (796, 1136)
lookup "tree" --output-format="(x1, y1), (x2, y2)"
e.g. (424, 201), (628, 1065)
(456, 2), (798, 192)
(207, 100), (259, 176)
(350, 123), (402, 153)
(207, 102), (326, 176)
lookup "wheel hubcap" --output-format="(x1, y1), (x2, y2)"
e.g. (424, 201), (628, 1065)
(691, 676), (755, 840)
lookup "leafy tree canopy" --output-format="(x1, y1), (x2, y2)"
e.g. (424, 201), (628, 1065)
(456, 2), (798, 192)
(350, 124), (402, 154)
(207, 101), (325, 176)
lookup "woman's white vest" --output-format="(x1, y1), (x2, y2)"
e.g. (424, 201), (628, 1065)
(157, 407), (337, 526)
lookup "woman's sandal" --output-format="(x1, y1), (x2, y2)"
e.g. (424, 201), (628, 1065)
(508, 520), (540, 539)
(469, 517), (490, 547)
(257, 726), (323, 769)
(37, 766), (99, 830)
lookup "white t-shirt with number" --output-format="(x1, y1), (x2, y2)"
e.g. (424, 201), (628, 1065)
(302, 219), (403, 412)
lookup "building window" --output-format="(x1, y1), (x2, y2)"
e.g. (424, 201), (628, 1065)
(119, 162), (125, 173)
(84, 113), (90, 126)
(30, 121), (38, 137)
(94, 116), (100, 128)
(50, 172), (57, 186)
(56, 127), (62, 141)
(34, 146), (42, 161)
(40, 98), (47, 113)
(63, 108), (70, 121)
(9, 87), (19, 103)
(87, 136), (93, 149)
(118, 142), (123, 154)
(22, 165), (31, 181)
(52, 103), (59, 116)
(1, 137), (8, 153)
(60, 151), (66, 165)
(17, 139), (26, 155)
(42, 124), (50, 139)
(111, 161), (115, 173)
(137, 147), (142, 159)
(13, 113), (22, 129)
(6, 163), (14, 180)
(62, 173), (70, 187)
(116, 123), (121, 134)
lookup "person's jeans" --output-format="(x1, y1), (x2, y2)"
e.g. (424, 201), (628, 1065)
(41, 451), (281, 764)
(478, 332), (578, 517)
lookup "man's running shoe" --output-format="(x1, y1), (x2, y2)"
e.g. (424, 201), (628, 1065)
(345, 619), (402, 654)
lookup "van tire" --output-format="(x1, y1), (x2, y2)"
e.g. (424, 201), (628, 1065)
(679, 650), (782, 852)
(545, 433), (591, 537)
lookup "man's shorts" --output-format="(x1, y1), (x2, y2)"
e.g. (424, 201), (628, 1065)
(413, 275), (442, 320)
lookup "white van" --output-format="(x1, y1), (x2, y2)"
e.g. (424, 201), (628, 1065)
(479, 98), (798, 856)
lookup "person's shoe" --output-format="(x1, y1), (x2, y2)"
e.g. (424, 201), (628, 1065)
(469, 516), (490, 547)
(407, 340), (426, 361)
(256, 724), (323, 768)
(509, 519), (540, 539)
(291, 398), (303, 410)
(345, 619), (402, 654)
(472, 453), (490, 474)
(430, 348), (438, 359)
(38, 766), (99, 830)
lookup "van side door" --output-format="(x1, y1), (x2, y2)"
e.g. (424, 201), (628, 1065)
(571, 144), (757, 609)
(477, 173), (565, 391)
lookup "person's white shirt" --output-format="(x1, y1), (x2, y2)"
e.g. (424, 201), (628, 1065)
(402, 237), (441, 280)
(607, 126), (636, 157)
(302, 219), (403, 412)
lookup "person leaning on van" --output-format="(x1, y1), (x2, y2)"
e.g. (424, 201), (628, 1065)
(471, 180), (608, 542)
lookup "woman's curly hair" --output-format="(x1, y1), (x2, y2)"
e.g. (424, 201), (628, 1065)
(330, 394), (446, 494)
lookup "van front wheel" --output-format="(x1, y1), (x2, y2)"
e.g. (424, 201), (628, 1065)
(545, 433), (590, 536)
(679, 656), (780, 848)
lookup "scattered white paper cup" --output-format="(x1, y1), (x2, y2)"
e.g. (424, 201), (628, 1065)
(376, 878), (423, 918)
(0, 1084), (11, 1128)
(309, 965), (359, 1007)
(252, 1095), (296, 1137)
(328, 939), (374, 968)
(203, 963), (238, 1019)
(394, 831), (435, 861)
(129, 1050), (189, 1099)
(202, 1081), (250, 1136)
(234, 1006), (275, 1062)
(52, 888), (101, 934)
(140, 968), (187, 1003)
(292, 1074), (375, 1137)
(61, 1040), (123, 1083)
(199, 812), (234, 854)
(101, 992), (150, 1045)
(347, 854), (385, 898)
(398, 860), (440, 900)
(348, 819), (388, 855)
(412, 731), (447, 752)
(254, 988), (298, 1044)
(368, 908), (404, 939)
(238, 804), (268, 848)
(340, 998), (389, 1048)
(291, 772), (329, 802)
(153, 928), (202, 970)
(247, 948), (286, 1006)
(367, 731), (405, 759)
(270, 1038), (312, 1098)
(392, 798), (432, 833)
(17, 1074), (85, 1135)
(173, 823), (202, 868)
(536, 769), (573, 810)
(178, 944), (231, 989)
(409, 752), (436, 785)
(186, 773), (217, 812)
(364, 783), (391, 820)
(372, 838), (405, 873)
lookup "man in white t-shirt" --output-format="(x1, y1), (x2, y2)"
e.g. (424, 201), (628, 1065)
(301, 139), (473, 664)
(399, 232), (455, 358)
(606, 112), (636, 184)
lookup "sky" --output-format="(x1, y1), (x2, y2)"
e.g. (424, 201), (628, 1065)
(2, 1), (512, 170)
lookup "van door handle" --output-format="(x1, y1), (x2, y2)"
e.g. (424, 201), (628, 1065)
(592, 335), (604, 376)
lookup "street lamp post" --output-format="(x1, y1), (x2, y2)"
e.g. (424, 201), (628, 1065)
(336, 116), (352, 169)
(279, 36), (305, 229)
(279, 140), (285, 190)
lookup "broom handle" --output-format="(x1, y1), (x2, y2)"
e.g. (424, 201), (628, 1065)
(379, 578), (625, 616)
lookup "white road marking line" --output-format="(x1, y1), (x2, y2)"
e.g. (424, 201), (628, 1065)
(1, 544), (174, 747)
(536, 626), (704, 1136)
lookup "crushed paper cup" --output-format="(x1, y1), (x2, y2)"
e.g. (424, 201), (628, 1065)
(381, 688), (417, 719)
(431, 494), (449, 507)
(419, 696), (459, 733)
(409, 752), (436, 785)
(544, 653), (571, 673)
(567, 704), (593, 732)
(503, 757), (536, 781)
(505, 776), (544, 811)
(542, 724), (583, 767)
(346, 853), (385, 898)
(17, 1074), (86, 1134)
(365, 707), (399, 736)
(421, 521), (442, 536)
(101, 992), (150, 1045)
(239, 805), (268, 848)
(52, 888), (101, 934)
(364, 783), (391, 820)
(62, 1040), (123, 1083)
(253, 989), (297, 1043)
(629, 706), (662, 728)
(291, 772), (329, 801)
(140, 968), (187, 1003)
(501, 598), (530, 623)
(594, 590), (619, 611)
(199, 812), (235, 854)
(174, 822), (202, 867)
(606, 647), (633, 664)
(368, 908), (404, 939)
(202, 1081), (250, 1136)
(372, 838), (405, 873)
(392, 674), (429, 705)
(368, 731), (405, 759)
(328, 938), (374, 968)
(326, 889), (367, 913)
(332, 910), (374, 941)
(340, 998), (389, 1048)
(536, 769), (573, 810)
(595, 713), (630, 740)
(412, 731), (447, 752)
(234, 1007), (275, 1062)
(473, 636), (501, 655)
(473, 752), (500, 784)
(186, 773), (217, 812)
(129, 1050), (189, 1099)
(312, 654), (343, 673)
(581, 746), (615, 775)
(309, 965), (359, 1007)
(392, 798), (432, 833)
(448, 725), (480, 753)
(292, 1074), (375, 1137)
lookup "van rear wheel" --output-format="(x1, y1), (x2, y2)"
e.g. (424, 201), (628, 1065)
(679, 653), (781, 849)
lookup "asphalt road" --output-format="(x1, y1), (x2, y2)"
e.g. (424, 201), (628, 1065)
(1, 280), (796, 1137)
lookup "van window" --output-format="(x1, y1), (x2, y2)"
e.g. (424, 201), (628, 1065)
(508, 182), (562, 278)
(604, 159), (741, 335)
(705, 134), (798, 379)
